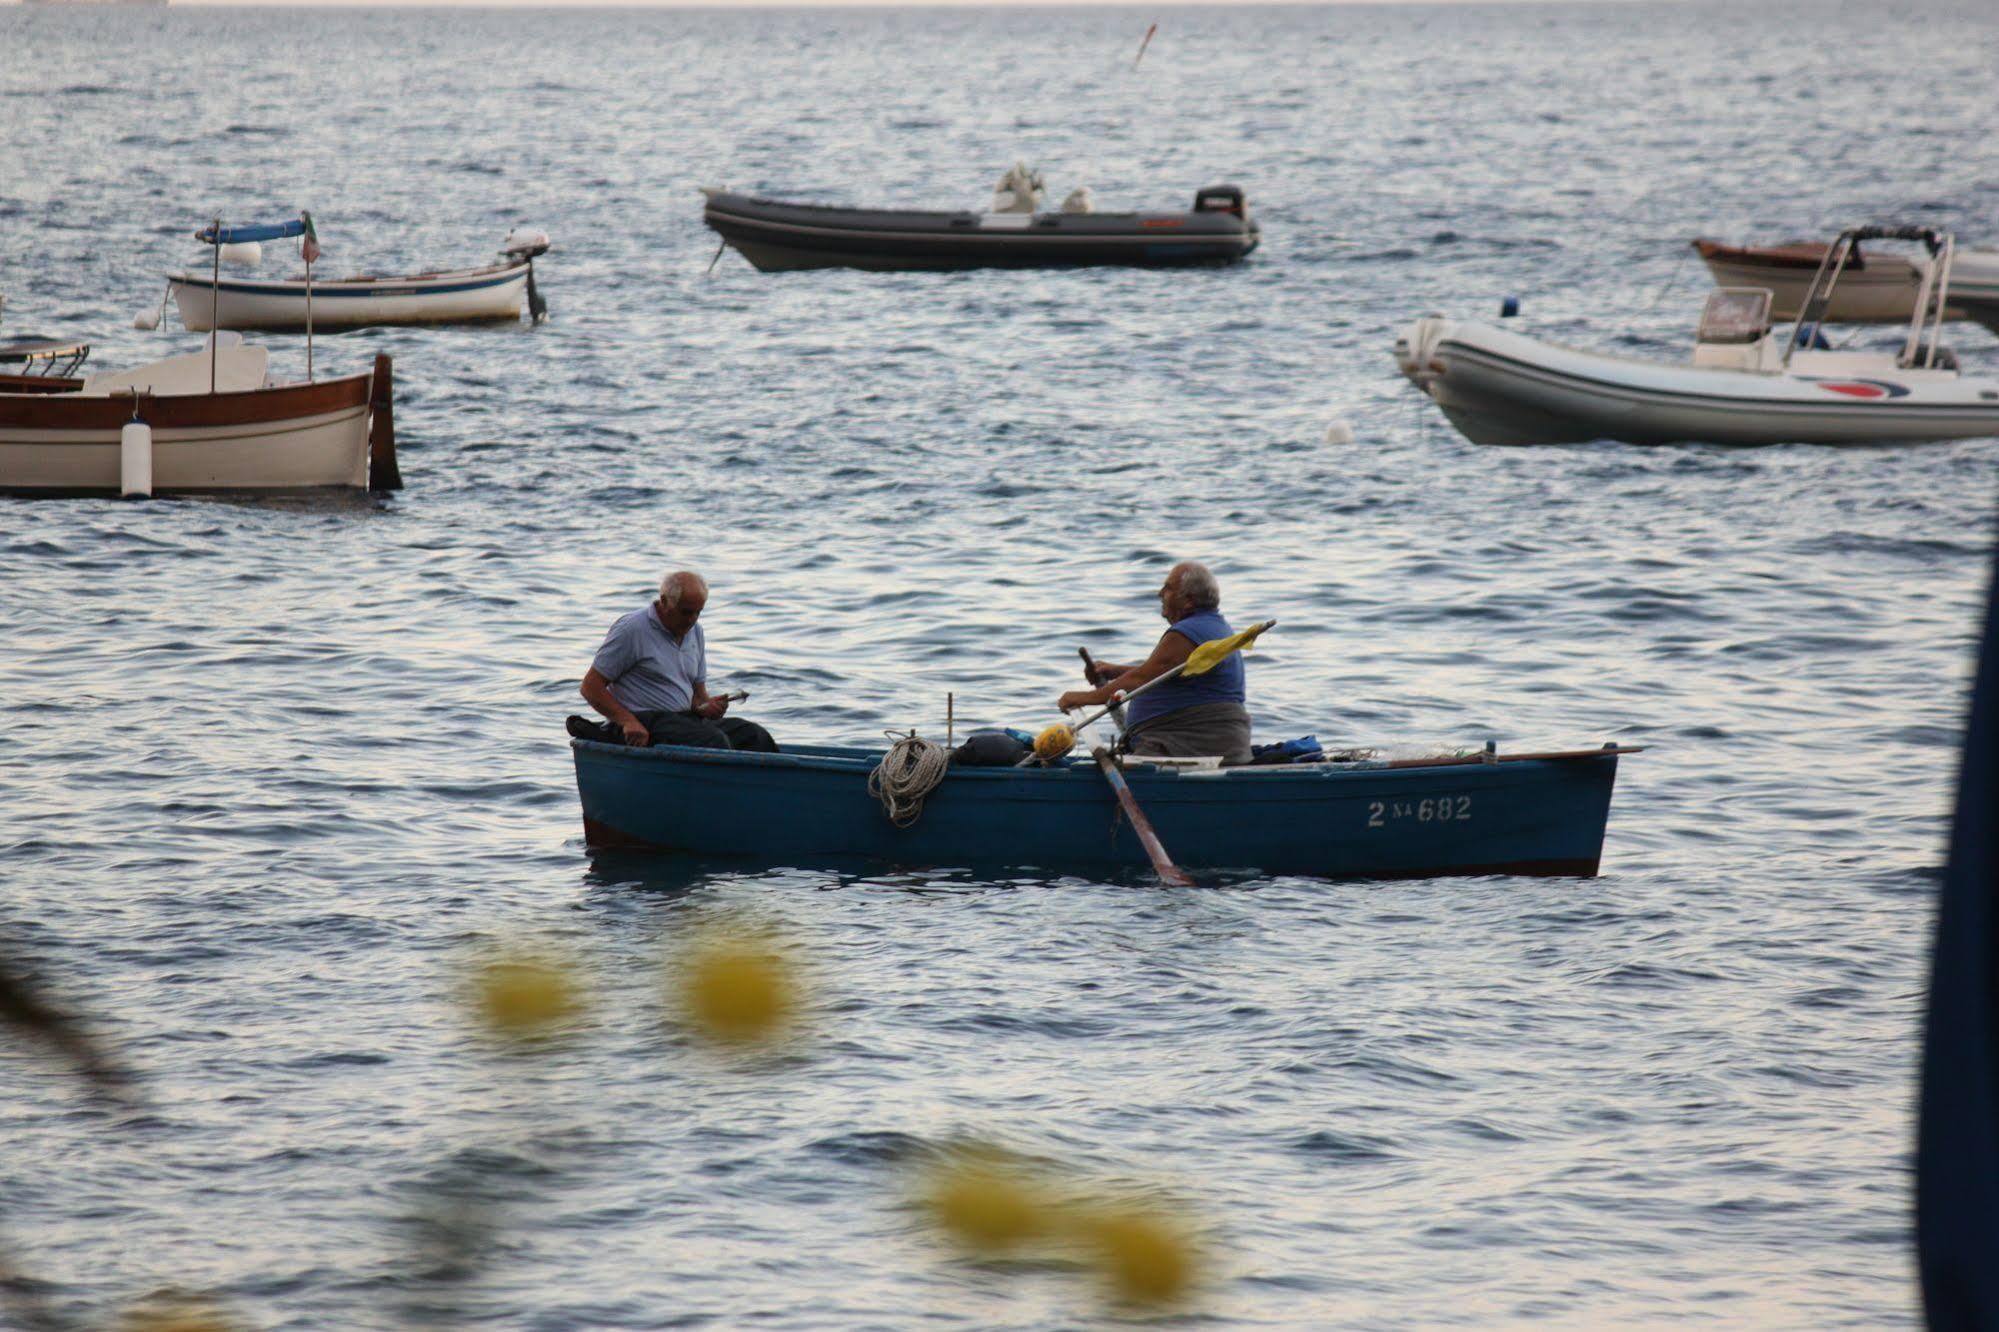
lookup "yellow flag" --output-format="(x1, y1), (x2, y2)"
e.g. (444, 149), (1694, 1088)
(1182, 619), (1274, 677)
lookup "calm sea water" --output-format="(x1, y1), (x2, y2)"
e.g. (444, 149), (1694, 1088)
(4, 1), (1999, 1325)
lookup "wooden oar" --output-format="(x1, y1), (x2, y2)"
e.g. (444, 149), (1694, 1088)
(1383, 744), (1644, 770)
(1089, 743), (1192, 886)
(1024, 620), (1274, 884)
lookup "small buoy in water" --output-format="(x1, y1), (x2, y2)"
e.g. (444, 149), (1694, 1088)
(1078, 1204), (1200, 1307)
(117, 1288), (243, 1332)
(120, 418), (153, 498)
(1499, 295), (1521, 318)
(1034, 723), (1076, 762)
(132, 306), (161, 331)
(1324, 419), (1355, 445)
(675, 927), (797, 1045)
(217, 241), (263, 267)
(471, 945), (585, 1042)
(919, 1151), (1055, 1254)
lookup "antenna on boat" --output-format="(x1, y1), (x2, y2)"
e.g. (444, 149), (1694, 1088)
(208, 214), (221, 394)
(300, 210), (319, 383)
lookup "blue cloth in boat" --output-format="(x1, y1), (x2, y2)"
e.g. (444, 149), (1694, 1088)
(1125, 609), (1246, 728)
(592, 605), (705, 714)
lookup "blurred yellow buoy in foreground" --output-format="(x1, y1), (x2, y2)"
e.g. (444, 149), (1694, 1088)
(920, 1153), (1055, 1254)
(1033, 723), (1075, 762)
(1079, 1205), (1199, 1307)
(676, 929), (797, 1044)
(118, 1289), (242, 1332)
(472, 945), (584, 1041)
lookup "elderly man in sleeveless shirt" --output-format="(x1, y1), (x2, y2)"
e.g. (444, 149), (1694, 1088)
(569, 570), (778, 752)
(1058, 561), (1253, 766)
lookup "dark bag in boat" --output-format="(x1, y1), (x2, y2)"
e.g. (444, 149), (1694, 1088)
(953, 730), (1029, 767)
(1250, 735), (1325, 765)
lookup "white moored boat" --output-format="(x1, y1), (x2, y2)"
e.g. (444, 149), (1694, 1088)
(1693, 236), (1999, 329)
(0, 335), (399, 495)
(156, 221), (551, 332)
(1395, 226), (1999, 447)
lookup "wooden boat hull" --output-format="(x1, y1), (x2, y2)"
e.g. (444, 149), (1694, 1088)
(0, 371), (375, 493)
(703, 190), (1259, 272)
(170, 262), (529, 331)
(572, 740), (1621, 879)
(1395, 317), (1999, 446)
(1693, 239), (1999, 331)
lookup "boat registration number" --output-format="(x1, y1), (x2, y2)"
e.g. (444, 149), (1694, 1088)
(1367, 796), (1470, 828)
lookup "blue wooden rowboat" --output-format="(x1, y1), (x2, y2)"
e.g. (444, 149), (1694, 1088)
(571, 740), (1633, 879)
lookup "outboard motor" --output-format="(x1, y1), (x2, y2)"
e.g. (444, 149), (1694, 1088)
(499, 228), (552, 323)
(1193, 185), (1247, 219)
(500, 228), (552, 261)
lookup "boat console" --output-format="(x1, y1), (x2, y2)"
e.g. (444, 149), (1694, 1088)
(1692, 287), (1781, 371)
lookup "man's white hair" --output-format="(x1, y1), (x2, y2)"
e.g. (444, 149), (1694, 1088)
(659, 570), (708, 607)
(1175, 561), (1221, 609)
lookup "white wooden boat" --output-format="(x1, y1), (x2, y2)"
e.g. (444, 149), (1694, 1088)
(0, 337), (90, 378)
(163, 227), (550, 332)
(1694, 236), (1999, 331)
(0, 336), (399, 495)
(1395, 226), (1999, 446)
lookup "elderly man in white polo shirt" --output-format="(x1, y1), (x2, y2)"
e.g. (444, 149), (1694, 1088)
(569, 570), (777, 752)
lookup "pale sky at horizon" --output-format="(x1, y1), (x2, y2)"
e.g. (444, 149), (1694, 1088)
(10, 0), (1643, 8)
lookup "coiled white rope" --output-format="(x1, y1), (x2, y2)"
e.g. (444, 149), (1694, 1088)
(868, 731), (950, 828)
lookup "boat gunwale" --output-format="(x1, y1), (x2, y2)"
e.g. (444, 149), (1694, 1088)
(0, 370), (373, 429)
(570, 737), (1629, 784)
(167, 261), (529, 298)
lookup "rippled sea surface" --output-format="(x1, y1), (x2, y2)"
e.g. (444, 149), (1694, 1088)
(4, 1), (1999, 1325)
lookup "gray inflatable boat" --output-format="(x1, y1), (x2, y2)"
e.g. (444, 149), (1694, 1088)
(701, 185), (1259, 273)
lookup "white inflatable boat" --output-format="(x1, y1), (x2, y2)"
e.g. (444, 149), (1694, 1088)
(1395, 226), (1999, 446)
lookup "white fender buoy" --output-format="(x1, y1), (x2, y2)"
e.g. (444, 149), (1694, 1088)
(1324, 420), (1355, 446)
(218, 241), (263, 267)
(120, 418), (153, 498)
(132, 307), (160, 331)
